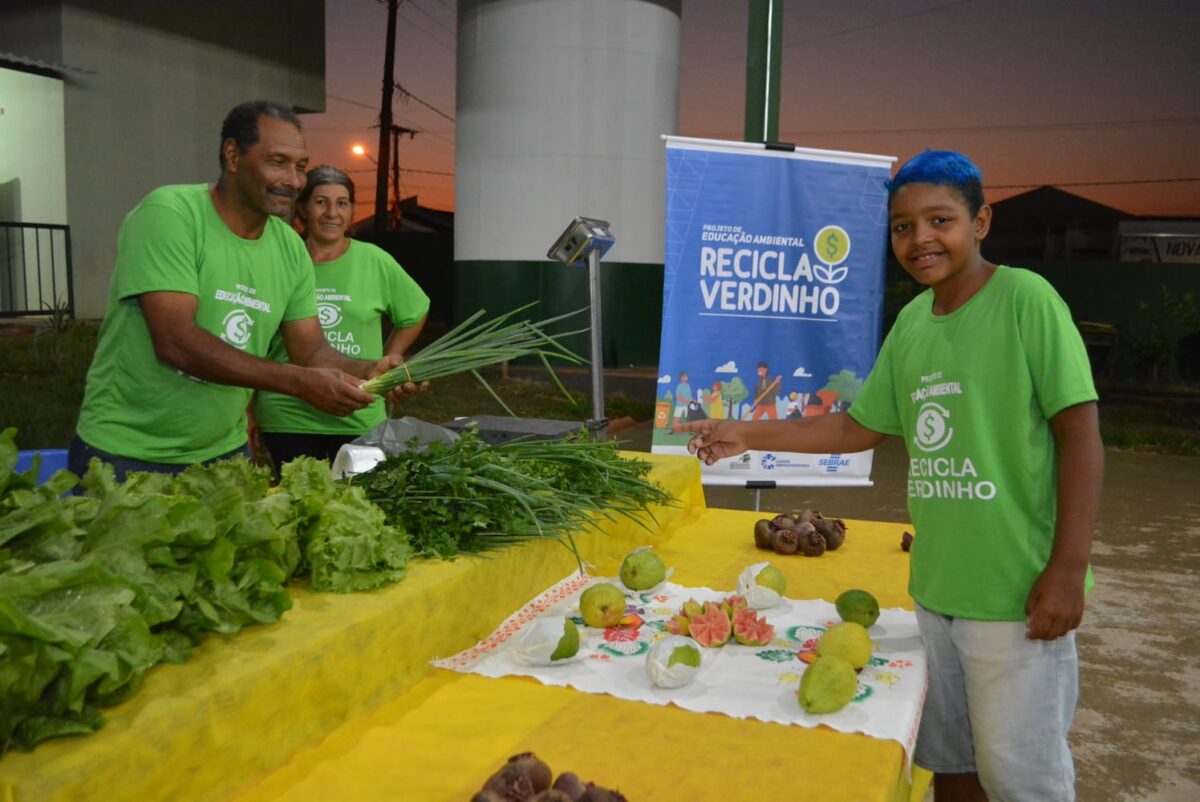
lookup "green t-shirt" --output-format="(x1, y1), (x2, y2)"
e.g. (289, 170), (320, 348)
(76, 184), (316, 463)
(254, 240), (430, 435)
(848, 266), (1098, 620)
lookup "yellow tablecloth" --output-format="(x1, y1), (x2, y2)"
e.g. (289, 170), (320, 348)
(1, 453), (930, 802)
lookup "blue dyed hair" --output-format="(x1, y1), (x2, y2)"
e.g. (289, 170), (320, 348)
(886, 150), (985, 215)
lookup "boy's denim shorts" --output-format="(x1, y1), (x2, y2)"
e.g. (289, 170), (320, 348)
(914, 604), (1078, 802)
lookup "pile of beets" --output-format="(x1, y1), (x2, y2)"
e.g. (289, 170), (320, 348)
(473, 752), (628, 801)
(752, 509), (847, 557)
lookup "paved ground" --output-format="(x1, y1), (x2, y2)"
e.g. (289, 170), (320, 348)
(615, 420), (1200, 801)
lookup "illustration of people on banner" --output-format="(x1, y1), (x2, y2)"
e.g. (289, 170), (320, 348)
(652, 137), (895, 486)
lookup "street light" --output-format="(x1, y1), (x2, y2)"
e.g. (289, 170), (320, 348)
(351, 144), (376, 164)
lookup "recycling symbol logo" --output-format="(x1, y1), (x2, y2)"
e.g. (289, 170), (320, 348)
(913, 402), (954, 453)
(220, 309), (254, 349)
(318, 302), (343, 328)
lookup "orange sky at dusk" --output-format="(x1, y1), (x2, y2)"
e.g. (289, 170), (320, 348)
(301, 0), (1200, 221)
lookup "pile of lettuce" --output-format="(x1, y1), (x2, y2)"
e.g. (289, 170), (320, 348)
(0, 428), (410, 755)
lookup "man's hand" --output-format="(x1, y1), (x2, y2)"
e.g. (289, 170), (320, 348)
(673, 419), (752, 465)
(1024, 558), (1087, 640)
(296, 367), (377, 417)
(369, 354), (427, 404)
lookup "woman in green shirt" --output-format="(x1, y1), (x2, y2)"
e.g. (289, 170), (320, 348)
(252, 165), (430, 468)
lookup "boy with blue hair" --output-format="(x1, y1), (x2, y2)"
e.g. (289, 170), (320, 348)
(678, 150), (1104, 801)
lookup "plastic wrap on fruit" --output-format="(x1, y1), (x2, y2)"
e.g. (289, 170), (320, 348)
(645, 634), (703, 688)
(514, 617), (582, 666)
(737, 561), (788, 609)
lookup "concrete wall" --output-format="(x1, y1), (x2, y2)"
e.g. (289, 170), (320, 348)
(0, 0), (325, 319)
(0, 68), (68, 224)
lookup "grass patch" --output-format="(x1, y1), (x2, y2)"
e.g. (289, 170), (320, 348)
(0, 323), (655, 451)
(0, 324), (98, 449)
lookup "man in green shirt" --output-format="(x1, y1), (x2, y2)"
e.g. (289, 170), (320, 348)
(71, 101), (416, 479)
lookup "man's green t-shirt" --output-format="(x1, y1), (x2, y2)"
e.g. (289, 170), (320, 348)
(848, 266), (1098, 621)
(254, 240), (430, 435)
(76, 184), (316, 463)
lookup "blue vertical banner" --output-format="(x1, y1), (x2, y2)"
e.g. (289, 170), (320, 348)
(652, 137), (895, 486)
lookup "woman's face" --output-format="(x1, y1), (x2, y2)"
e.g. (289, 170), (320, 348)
(303, 183), (353, 246)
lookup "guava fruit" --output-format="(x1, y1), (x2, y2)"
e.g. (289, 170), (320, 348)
(720, 594), (748, 620)
(835, 589), (880, 628)
(816, 621), (872, 669)
(579, 583), (626, 628)
(549, 618), (580, 661)
(666, 598), (706, 636)
(732, 607), (775, 646)
(645, 635), (703, 687)
(798, 655), (858, 714)
(619, 548), (667, 591)
(755, 564), (787, 595)
(688, 601), (732, 647)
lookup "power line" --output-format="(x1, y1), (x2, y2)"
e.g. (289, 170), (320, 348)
(327, 93), (377, 111)
(393, 84), (453, 123)
(682, 0), (976, 72)
(988, 177), (1200, 189)
(778, 117), (1200, 137)
(782, 0), (976, 50)
(326, 93), (455, 146)
(344, 167), (455, 176)
(409, 0), (455, 36)
(398, 2), (455, 52)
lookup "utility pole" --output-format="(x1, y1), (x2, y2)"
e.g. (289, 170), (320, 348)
(374, 0), (399, 233)
(389, 124), (418, 228)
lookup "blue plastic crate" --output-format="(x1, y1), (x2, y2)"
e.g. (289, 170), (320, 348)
(14, 448), (70, 485)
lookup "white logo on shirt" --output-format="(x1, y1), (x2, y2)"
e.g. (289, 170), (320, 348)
(221, 308), (253, 348)
(318, 302), (343, 328)
(913, 402), (953, 452)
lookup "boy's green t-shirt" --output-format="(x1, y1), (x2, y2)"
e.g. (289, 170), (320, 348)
(76, 184), (316, 463)
(254, 240), (430, 435)
(849, 266), (1098, 621)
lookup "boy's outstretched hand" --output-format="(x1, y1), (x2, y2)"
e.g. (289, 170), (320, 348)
(674, 420), (751, 465)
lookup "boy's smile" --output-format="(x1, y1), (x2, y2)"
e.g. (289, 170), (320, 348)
(889, 182), (994, 314)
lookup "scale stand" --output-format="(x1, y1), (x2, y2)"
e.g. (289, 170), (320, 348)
(547, 217), (616, 439)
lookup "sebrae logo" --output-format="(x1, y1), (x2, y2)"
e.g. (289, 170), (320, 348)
(913, 402), (954, 452)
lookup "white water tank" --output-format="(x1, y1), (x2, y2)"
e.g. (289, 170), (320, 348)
(456, 0), (681, 265)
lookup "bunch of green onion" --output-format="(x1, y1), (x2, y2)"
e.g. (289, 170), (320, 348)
(360, 304), (587, 413)
(351, 428), (678, 566)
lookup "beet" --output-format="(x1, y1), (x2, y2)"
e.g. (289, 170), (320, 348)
(813, 517), (845, 550)
(482, 752), (553, 799)
(552, 772), (588, 801)
(753, 519), (776, 550)
(798, 528), (827, 557)
(769, 513), (796, 530)
(772, 527), (800, 555)
(528, 792), (575, 802)
(794, 508), (821, 524)
(578, 789), (628, 802)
